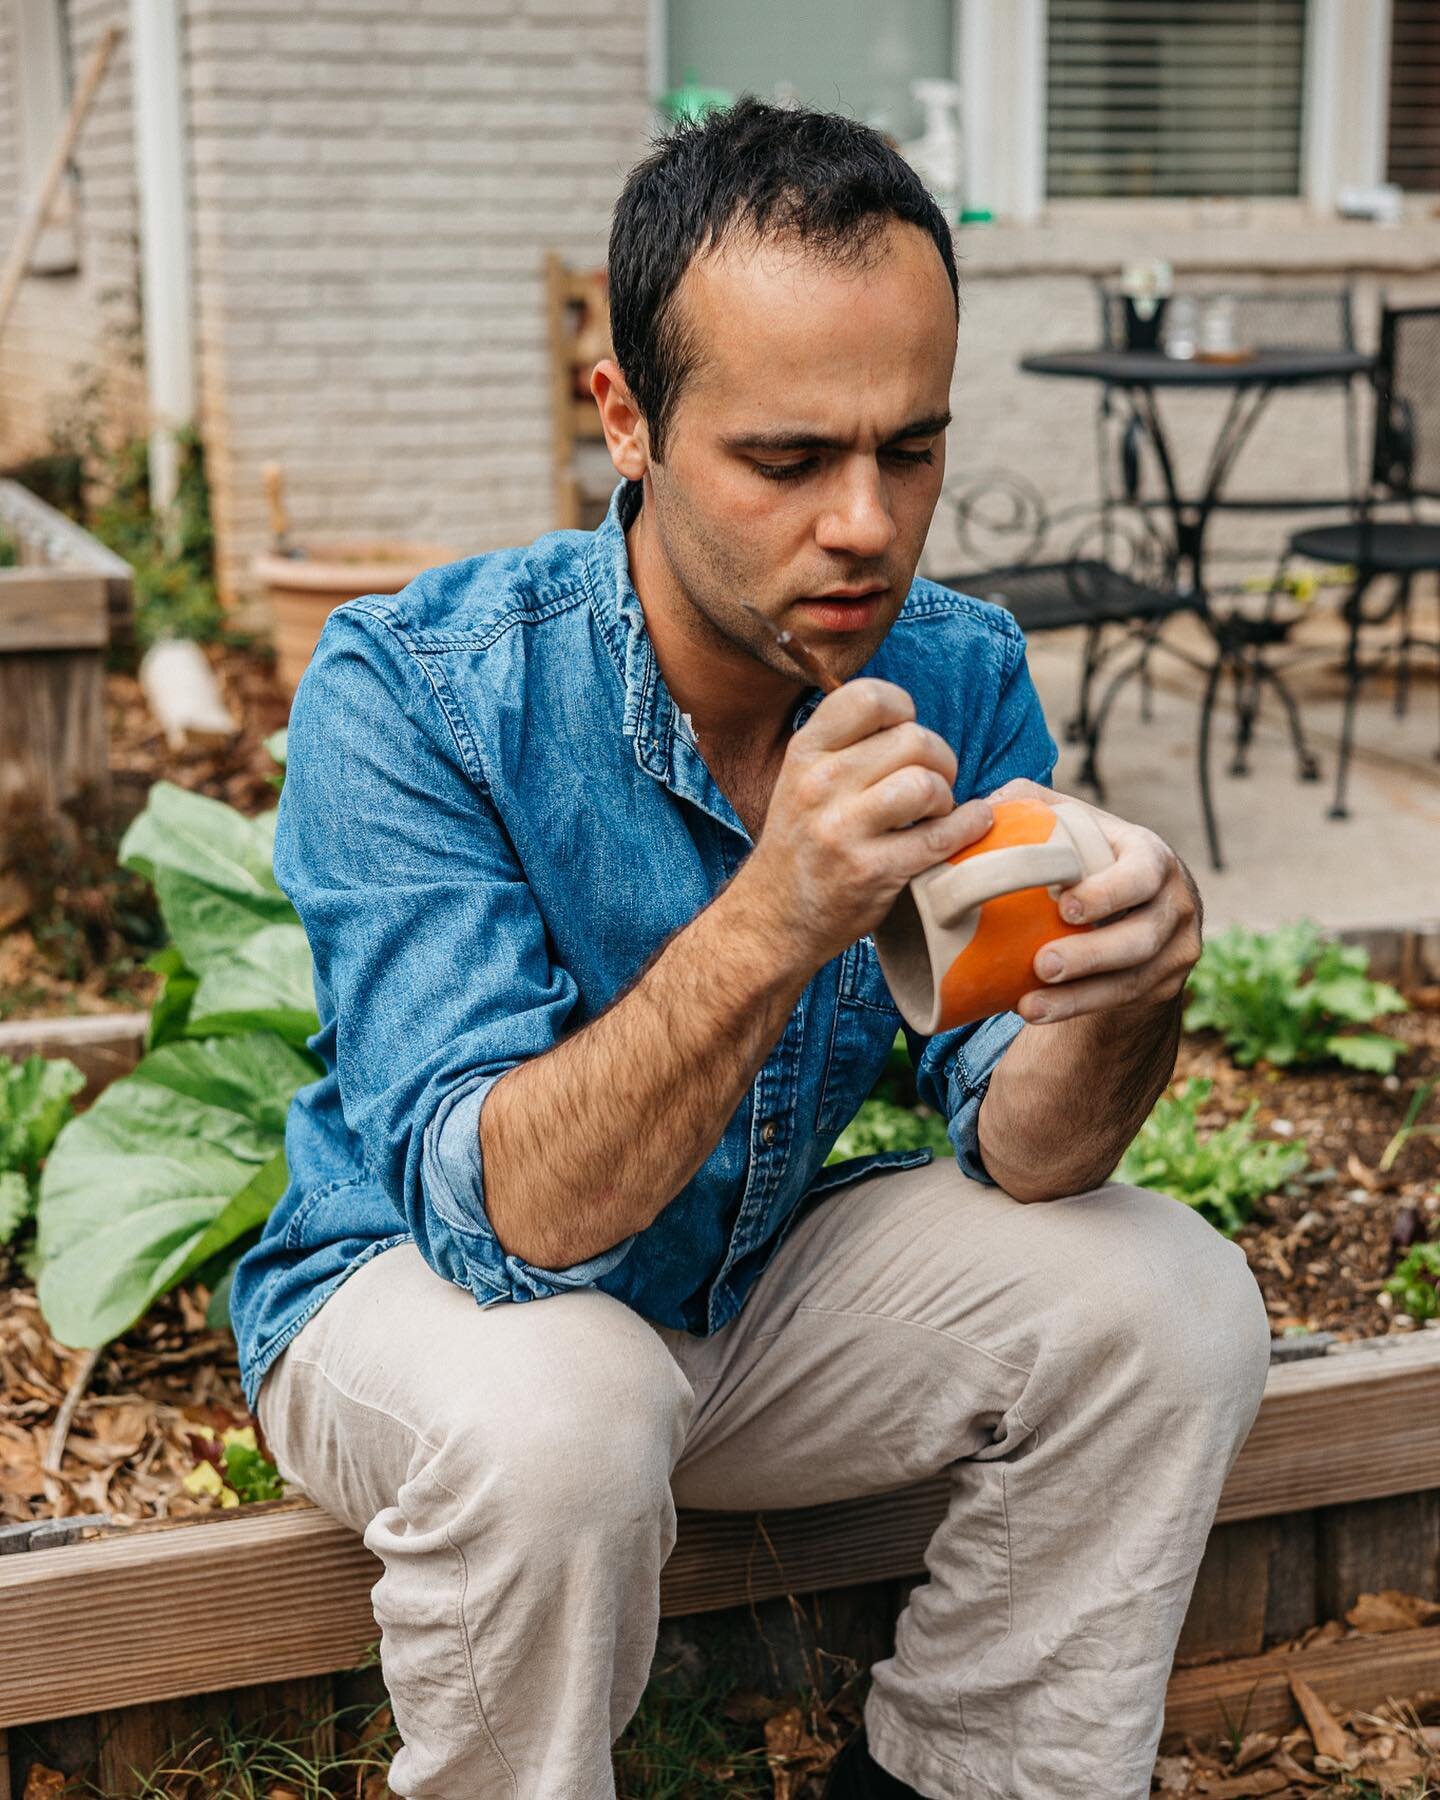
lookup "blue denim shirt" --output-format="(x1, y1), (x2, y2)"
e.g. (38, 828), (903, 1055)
(230, 483), (1057, 1410)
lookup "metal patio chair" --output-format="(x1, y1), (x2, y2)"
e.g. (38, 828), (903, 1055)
(1276, 301), (1440, 819)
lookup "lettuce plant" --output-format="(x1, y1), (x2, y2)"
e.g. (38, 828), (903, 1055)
(35, 766), (320, 1350)
(1386, 1242), (1440, 1323)
(0, 1054), (84, 1248)
(1116, 1078), (1309, 1236)
(1184, 922), (1408, 1072)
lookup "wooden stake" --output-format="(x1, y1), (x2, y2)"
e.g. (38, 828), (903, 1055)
(0, 25), (120, 342)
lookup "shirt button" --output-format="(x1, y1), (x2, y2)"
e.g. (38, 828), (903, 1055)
(760, 1119), (779, 1146)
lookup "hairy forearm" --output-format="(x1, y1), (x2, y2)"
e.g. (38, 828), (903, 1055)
(977, 995), (1183, 1203)
(479, 881), (807, 1269)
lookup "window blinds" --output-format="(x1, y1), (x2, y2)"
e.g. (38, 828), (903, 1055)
(1388, 0), (1440, 192)
(1045, 0), (1307, 199)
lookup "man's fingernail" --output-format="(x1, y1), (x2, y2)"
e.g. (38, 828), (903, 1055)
(1038, 951), (1064, 980)
(1061, 898), (1084, 924)
(1028, 998), (1051, 1022)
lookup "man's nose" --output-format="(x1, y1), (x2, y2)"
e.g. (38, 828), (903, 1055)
(814, 461), (898, 560)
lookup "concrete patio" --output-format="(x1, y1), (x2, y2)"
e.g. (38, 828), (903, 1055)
(1023, 606), (1440, 934)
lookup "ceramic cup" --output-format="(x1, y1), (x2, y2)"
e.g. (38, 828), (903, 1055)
(873, 796), (1116, 1034)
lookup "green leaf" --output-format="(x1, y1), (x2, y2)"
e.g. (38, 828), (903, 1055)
(34, 1034), (314, 1349)
(123, 792), (317, 1044)
(1328, 1031), (1408, 1074)
(1115, 1078), (1308, 1237)
(204, 1257), (239, 1331)
(0, 1171), (32, 1246)
(826, 1096), (952, 1164)
(144, 945), (200, 1050)
(264, 728), (288, 768)
(1184, 922), (1410, 1071)
(0, 1054), (85, 1180)
(120, 781), (282, 900)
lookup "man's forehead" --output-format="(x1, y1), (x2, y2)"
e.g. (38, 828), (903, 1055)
(672, 223), (955, 416)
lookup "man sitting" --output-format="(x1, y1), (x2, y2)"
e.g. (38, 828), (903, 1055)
(231, 99), (1269, 1800)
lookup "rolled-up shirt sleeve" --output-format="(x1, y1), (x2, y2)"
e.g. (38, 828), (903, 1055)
(910, 622), (1060, 1182)
(276, 598), (634, 1304)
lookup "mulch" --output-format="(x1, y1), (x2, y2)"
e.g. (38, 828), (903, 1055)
(1186, 994), (1440, 1342)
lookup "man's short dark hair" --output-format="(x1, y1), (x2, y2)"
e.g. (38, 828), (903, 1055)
(608, 97), (960, 462)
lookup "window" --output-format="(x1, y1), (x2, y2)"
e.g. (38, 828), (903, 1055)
(662, 0), (954, 144)
(12, 0), (78, 274)
(1045, 0), (1308, 200)
(1387, 0), (1440, 193)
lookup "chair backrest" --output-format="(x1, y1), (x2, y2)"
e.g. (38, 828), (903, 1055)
(545, 251), (612, 529)
(1096, 285), (1355, 353)
(1374, 302), (1440, 502)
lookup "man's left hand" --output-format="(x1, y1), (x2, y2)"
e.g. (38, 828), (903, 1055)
(987, 779), (1202, 1026)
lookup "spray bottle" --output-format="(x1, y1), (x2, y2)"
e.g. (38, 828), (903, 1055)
(901, 79), (964, 223)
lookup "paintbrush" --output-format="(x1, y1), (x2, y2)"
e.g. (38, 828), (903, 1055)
(740, 601), (843, 695)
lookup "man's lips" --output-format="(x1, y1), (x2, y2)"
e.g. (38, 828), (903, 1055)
(793, 587), (888, 632)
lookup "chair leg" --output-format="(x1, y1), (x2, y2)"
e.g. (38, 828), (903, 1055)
(1080, 646), (1150, 805)
(1197, 651), (1227, 872)
(1066, 623), (1104, 744)
(1329, 583), (1369, 821)
(1228, 651), (1260, 778)
(1255, 661), (1321, 783)
(1394, 575), (1414, 718)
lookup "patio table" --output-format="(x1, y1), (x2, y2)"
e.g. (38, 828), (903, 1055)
(1018, 347), (1375, 595)
(1015, 347), (1375, 870)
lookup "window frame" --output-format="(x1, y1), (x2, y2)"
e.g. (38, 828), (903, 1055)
(646, 0), (1397, 222)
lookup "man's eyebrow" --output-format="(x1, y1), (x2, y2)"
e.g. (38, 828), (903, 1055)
(721, 413), (953, 454)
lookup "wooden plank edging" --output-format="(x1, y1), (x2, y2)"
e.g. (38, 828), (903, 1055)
(1162, 1623), (1440, 1742)
(3, 1334), (1440, 1729)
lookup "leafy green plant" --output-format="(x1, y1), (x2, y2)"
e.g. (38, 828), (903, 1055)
(1386, 1242), (1440, 1323)
(1115, 1078), (1309, 1236)
(34, 765), (320, 1350)
(184, 1425), (285, 1507)
(826, 1096), (952, 1164)
(1381, 1079), (1440, 1174)
(1184, 922), (1409, 1072)
(0, 1054), (84, 1247)
(86, 427), (223, 651)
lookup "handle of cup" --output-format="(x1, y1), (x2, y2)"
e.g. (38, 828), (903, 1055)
(927, 840), (1085, 930)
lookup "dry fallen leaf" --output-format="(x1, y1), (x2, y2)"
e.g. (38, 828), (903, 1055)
(22, 1770), (68, 1800)
(1194, 1768), (1291, 1797)
(1289, 1674), (1350, 1762)
(1153, 1752), (1193, 1793)
(1234, 1731), (1280, 1770)
(1346, 1590), (1440, 1634)
(1271, 1748), (1324, 1787)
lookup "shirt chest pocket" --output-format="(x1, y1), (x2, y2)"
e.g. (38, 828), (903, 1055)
(815, 935), (902, 1134)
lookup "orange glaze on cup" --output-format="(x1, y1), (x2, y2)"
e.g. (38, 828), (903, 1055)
(935, 797), (1094, 1026)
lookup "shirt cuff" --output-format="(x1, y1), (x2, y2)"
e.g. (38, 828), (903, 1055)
(422, 1071), (636, 1300)
(946, 1010), (1026, 1184)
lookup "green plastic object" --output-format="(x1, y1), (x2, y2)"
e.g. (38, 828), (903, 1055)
(960, 207), (995, 225)
(658, 67), (733, 123)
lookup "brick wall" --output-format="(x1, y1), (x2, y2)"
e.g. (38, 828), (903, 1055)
(0, 0), (145, 473)
(183, 0), (652, 610)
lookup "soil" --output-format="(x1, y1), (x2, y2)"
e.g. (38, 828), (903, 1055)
(1185, 993), (1440, 1342)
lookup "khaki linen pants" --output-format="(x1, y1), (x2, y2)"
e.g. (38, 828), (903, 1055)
(257, 1158), (1269, 1800)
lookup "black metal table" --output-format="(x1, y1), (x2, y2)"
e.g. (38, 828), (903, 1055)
(1019, 348), (1374, 593)
(1017, 347), (1375, 868)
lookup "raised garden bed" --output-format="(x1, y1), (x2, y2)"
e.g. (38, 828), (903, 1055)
(3, 969), (1440, 1796)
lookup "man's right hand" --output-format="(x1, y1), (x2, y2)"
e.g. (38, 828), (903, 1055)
(737, 678), (993, 972)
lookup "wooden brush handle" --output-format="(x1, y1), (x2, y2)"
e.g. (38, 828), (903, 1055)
(261, 462), (289, 547)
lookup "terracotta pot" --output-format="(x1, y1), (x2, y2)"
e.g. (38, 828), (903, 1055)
(253, 536), (459, 694)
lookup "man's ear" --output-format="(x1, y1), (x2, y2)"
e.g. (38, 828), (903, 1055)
(591, 359), (649, 481)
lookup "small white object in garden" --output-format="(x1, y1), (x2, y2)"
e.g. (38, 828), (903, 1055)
(1272, 1118), (1295, 1136)
(1294, 1209), (1326, 1235)
(139, 638), (240, 751)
